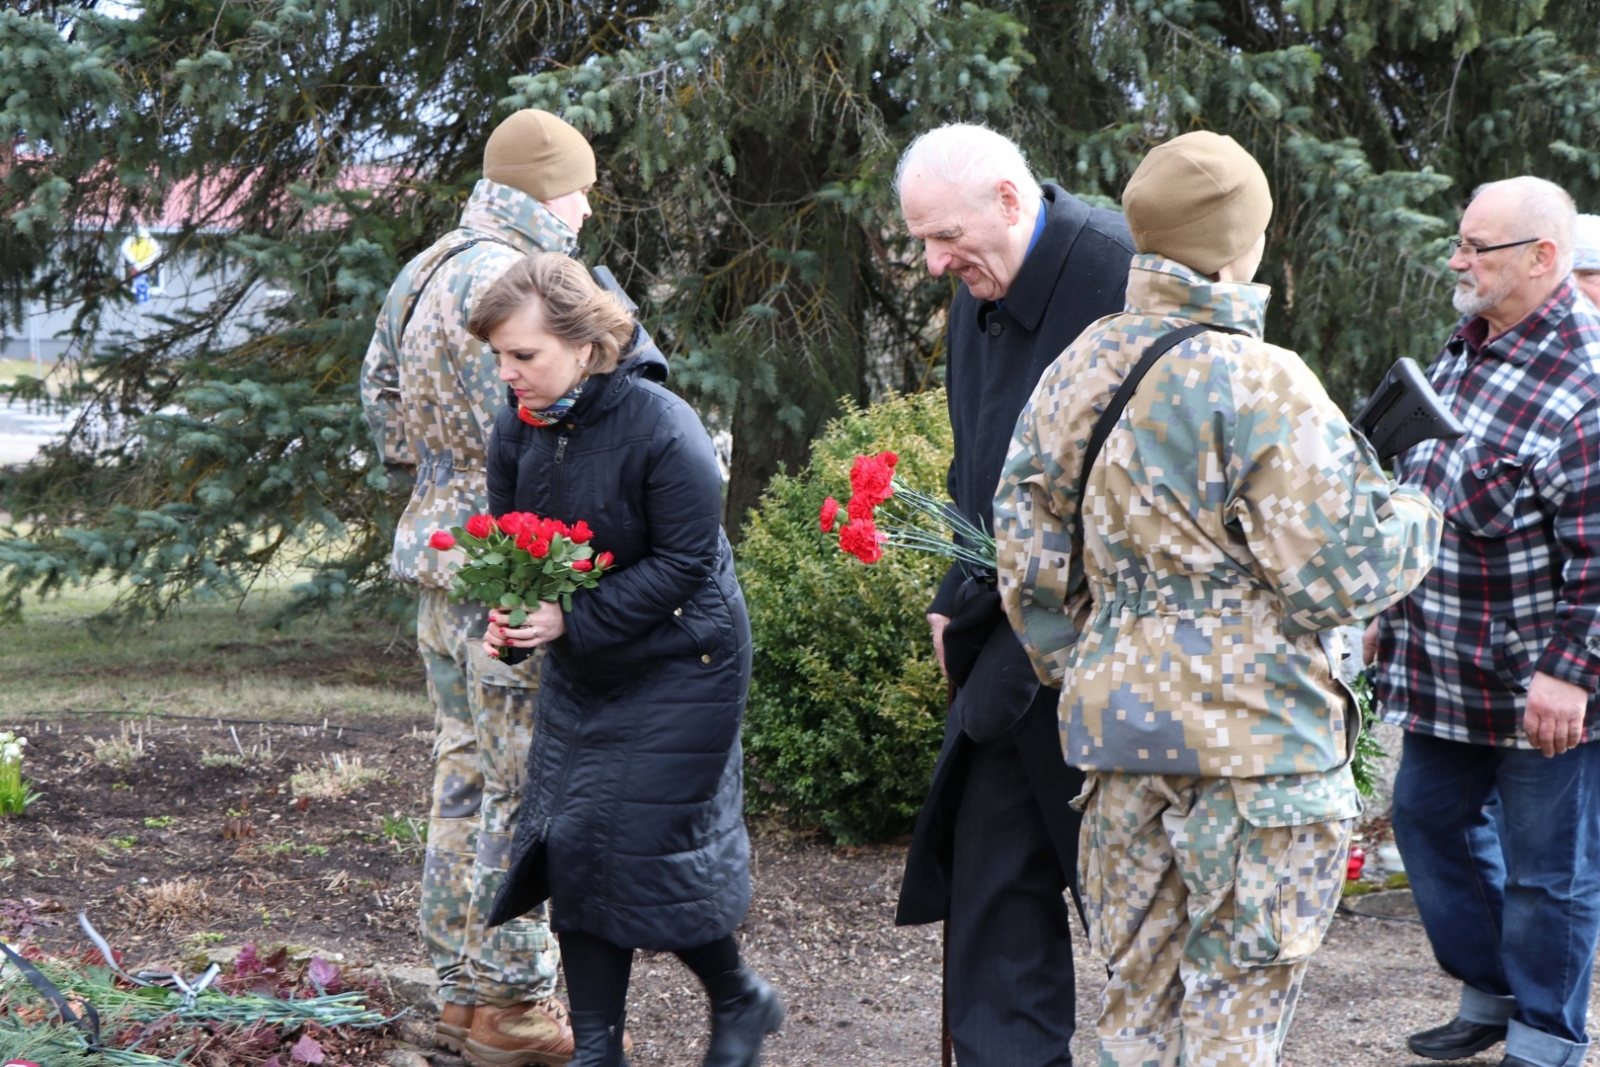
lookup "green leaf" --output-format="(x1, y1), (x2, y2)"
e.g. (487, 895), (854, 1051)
(507, 609), (528, 626)
(499, 593), (519, 609)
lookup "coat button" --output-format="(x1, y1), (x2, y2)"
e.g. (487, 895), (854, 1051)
(674, 608), (683, 616)
(988, 322), (1003, 337)
(701, 654), (712, 664)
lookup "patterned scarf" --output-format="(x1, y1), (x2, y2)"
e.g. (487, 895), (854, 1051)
(515, 375), (590, 427)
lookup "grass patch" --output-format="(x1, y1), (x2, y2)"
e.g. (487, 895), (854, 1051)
(142, 815), (176, 829)
(0, 585), (427, 722)
(89, 722), (147, 768)
(291, 754), (386, 800)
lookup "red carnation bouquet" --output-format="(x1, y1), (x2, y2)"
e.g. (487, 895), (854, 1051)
(820, 451), (995, 569)
(429, 512), (615, 661)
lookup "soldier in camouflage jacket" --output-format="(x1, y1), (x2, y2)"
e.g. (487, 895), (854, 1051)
(994, 133), (1441, 1067)
(359, 109), (596, 1062)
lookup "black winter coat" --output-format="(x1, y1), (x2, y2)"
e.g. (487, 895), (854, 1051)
(897, 184), (1134, 926)
(483, 349), (754, 951)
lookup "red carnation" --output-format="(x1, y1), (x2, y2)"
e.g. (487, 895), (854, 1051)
(428, 530), (456, 551)
(465, 514), (494, 539)
(819, 496), (840, 532)
(848, 453), (895, 508)
(570, 520), (594, 544)
(530, 538), (551, 559)
(838, 520), (885, 564)
(880, 451), (899, 469)
(571, 558), (594, 572)
(847, 494), (877, 522)
(596, 551), (615, 570)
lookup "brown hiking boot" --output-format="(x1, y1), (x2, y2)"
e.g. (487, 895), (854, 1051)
(462, 997), (576, 1067)
(436, 1001), (476, 1053)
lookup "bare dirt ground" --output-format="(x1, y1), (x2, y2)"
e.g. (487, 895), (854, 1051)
(2, 609), (1597, 1065)
(11, 711), (1600, 1065)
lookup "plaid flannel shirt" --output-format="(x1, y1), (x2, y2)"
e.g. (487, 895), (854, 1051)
(1375, 280), (1600, 746)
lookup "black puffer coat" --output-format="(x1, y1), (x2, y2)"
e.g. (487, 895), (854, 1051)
(483, 349), (754, 951)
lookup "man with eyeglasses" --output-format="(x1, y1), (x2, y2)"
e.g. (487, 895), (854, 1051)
(1365, 176), (1600, 1067)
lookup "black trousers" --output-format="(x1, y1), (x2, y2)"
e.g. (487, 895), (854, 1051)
(946, 728), (1080, 1067)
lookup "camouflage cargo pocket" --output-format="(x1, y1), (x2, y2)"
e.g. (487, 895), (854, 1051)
(1219, 819), (1351, 968)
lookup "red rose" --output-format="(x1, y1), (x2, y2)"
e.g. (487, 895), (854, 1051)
(819, 497), (839, 532)
(837, 520), (885, 564)
(596, 551), (615, 570)
(570, 520), (594, 543)
(848, 454), (895, 508)
(515, 530), (534, 552)
(465, 514), (494, 539)
(428, 530), (456, 551)
(497, 513), (525, 536)
(530, 538), (551, 559)
(571, 558), (594, 572)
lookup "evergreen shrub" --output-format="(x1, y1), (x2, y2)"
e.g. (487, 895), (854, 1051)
(738, 391), (952, 844)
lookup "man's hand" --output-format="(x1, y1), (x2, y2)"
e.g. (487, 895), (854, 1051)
(1363, 620), (1380, 666)
(1524, 671), (1590, 757)
(928, 612), (951, 679)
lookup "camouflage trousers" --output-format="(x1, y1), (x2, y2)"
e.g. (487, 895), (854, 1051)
(1077, 773), (1352, 1067)
(417, 588), (559, 1007)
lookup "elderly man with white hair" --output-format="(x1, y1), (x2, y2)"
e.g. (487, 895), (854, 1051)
(1575, 213), (1600, 308)
(892, 123), (1133, 1066)
(1366, 176), (1600, 1067)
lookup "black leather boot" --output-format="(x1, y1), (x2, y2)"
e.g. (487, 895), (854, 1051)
(1408, 1017), (1508, 1060)
(569, 1009), (629, 1067)
(701, 969), (784, 1067)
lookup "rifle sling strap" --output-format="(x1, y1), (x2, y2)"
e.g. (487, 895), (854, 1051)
(1076, 322), (1243, 508)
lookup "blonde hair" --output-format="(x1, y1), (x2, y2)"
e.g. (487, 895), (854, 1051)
(467, 252), (636, 373)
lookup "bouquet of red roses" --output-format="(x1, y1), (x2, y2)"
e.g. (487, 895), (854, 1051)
(429, 512), (615, 659)
(819, 450), (995, 569)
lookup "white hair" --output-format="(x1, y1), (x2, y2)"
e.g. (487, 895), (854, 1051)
(1471, 176), (1578, 275)
(894, 123), (1043, 205)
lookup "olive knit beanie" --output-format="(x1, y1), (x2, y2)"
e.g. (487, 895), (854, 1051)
(1121, 132), (1272, 276)
(483, 110), (596, 203)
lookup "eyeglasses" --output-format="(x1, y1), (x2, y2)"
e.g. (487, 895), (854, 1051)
(1448, 236), (1541, 257)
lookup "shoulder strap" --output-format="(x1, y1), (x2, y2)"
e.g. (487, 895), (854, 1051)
(397, 235), (520, 341)
(1076, 323), (1230, 506)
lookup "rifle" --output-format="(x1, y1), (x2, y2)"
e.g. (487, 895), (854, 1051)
(1353, 357), (1466, 460)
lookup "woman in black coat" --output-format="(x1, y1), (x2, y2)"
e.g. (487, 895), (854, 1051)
(470, 253), (782, 1067)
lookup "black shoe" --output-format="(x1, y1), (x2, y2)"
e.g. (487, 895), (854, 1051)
(569, 1009), (629, 1067)
(701, 968), (785, 1067)
(1408, 1017), (1508, 1060)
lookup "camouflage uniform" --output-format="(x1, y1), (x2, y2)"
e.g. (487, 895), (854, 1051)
(994, 254), (1442, 1066)
(361, 179), (575, 1007)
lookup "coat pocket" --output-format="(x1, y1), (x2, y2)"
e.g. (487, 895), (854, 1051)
(1492, 616), (1533, 694)
(1446, 443), (1531, 538)
(1219, 819), (1351, 968)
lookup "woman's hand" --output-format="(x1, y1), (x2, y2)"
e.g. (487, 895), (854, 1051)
(483, 601), (566, 659)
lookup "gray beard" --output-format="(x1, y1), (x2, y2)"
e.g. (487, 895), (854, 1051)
(1453, 269), (1515, 316)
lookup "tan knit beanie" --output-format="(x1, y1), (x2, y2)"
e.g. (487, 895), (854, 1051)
(1122, 132), (1272, 275)
(483, 110), (596, 202)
